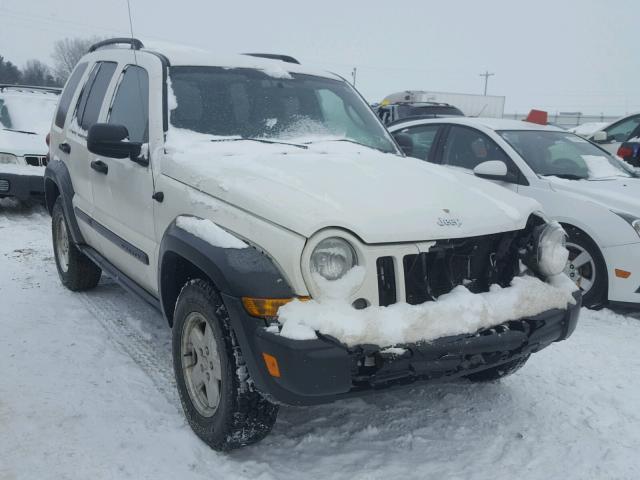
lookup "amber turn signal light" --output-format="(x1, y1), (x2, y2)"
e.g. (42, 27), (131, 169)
(241, 296), (309, 318)
(615, 269), (631, 279)
(262, 353), (281, 378)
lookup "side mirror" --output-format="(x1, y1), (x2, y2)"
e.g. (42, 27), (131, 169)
(592, 131), (608, 143)
(87, 123), (145, 165)
(473, 160), (509, 180)
(393, 133), (414, 157)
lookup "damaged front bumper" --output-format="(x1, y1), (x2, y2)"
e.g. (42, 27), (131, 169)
(223, 290), (581, 406)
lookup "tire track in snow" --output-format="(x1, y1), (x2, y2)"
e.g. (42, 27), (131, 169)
(78, 282), (180, 407)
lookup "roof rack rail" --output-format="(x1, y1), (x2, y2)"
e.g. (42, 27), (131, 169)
(88, 37), (144, 53)
(0, 84), (62, 94)
(244, 53), (300, 65)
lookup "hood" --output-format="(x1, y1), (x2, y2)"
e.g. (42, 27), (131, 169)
(162, 130), (540, 243)
(0, 129), (47, 157)
(547, 176), (640, 217)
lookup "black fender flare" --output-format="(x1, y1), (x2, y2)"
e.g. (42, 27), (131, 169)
(158, 219), (294, 324)
(44, 160), (85, 245)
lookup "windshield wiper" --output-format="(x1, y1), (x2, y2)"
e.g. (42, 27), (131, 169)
(304, 138), (389, 154)
(541, 173), (586, 180)
(3, 128), (37, 135)
(210, 137), (307, 149)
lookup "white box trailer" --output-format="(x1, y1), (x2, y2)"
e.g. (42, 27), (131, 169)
(382, 91), (505, 118)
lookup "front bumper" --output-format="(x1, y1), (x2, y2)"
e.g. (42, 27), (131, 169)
(224, 290), (582, 406)
(0, 171), (44, 201)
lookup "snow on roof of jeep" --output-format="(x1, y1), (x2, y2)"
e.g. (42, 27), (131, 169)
(140, 40), (342, 81)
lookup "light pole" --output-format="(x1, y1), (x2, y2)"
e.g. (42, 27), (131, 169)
(479, 70), (494, 96)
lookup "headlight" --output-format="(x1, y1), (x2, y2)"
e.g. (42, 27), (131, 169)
(612, 211), (640, 238)
(536, 222), (568, 276)
(310, 237), (357, 281)
(0, 152), (19, 164)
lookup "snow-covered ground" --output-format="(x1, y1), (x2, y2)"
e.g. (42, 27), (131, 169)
(1, 200), (640, 480)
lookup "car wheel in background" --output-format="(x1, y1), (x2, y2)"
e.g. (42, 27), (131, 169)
(52, 197), (102, 291)
(172, 279), (278, 451)
(563, 226), (607, 308)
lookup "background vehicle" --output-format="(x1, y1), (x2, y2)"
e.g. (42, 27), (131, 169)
(389, 117), (640, 309)
(375, 100), (464, 125)
(0, 85), (60, 201)
(45, 38), (578, 451)
(568, 112), (640, 155)
(382, 90), (505, 117)
(617, 137), (640, 168)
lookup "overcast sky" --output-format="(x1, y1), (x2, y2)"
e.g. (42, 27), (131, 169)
(1, 0), (638, 115)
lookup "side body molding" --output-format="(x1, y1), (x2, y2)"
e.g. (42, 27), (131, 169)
(44, 159), (85, 244)
(159, 221), (294, 324)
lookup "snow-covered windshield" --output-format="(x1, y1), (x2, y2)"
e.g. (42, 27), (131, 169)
(0, 90), (59, 135)
(168, 66), (398, 153)
(498, 130), (634, 180)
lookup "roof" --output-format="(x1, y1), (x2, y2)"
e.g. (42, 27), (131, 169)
(87, 39), (341, 81)
(389, 116), (563, 132)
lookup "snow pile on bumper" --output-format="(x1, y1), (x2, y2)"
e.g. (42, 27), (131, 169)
(278, 274), (577, 347)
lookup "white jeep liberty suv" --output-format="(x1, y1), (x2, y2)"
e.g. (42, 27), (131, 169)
(45, 38), (580, 451)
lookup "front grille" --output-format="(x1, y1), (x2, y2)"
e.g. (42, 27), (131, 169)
(0, 179), (9, 192)
(25, 155), (47, 167)
(377, 230), (528, 307)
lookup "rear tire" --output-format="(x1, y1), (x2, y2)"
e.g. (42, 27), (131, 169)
(465, 355), (530, 382)
(52, 197), (101, 291)
(172, 279), (278, 451)
(563, 225), (607, 309)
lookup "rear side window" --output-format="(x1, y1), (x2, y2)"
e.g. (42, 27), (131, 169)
(108, 65), (149, 143)
(54, 62), (88, 128)
(74, 61), (117, 131)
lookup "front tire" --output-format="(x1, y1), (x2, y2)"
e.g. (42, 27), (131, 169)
(563, 226), (607, 308)
(172, 279), (278, 451)
(52, 197), (101, 291)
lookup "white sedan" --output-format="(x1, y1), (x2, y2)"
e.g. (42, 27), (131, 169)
(568, 112), (640, 155)
(389, 117), (640, 308)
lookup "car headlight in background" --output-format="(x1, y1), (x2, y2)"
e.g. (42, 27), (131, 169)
(612, 211), (640, 238)
(310, 237), (358, 281)
(536, 222), (569, 277)
(0, 153), (19, 164)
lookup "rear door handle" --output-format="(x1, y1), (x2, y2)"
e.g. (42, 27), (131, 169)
(90, 160), (108, 175)
(58, 142), (71, 154)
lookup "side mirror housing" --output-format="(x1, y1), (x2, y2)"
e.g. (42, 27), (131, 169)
(473, 160), (509, 180)
(592, 130), (608, 143)
(87, 123), (145, 164)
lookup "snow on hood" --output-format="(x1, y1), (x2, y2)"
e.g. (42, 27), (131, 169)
(162, 128), (540, 243)
(277, 273), (577, 347)
(0, 128), (47, 156)
(547, 175), (640, 217)
(568, 122), (609, 137)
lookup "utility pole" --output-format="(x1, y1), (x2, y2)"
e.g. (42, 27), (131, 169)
(479, 70), (494, 96)
(351, 67), (357, 87)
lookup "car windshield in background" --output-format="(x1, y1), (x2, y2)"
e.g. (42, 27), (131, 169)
(0, 92), (59, 135)
(169, 66), (398, 154)
(498, 130), (634, 180)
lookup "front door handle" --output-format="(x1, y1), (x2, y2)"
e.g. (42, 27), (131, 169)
(58, 142), (71, 154)
(90, 160), (108, 175)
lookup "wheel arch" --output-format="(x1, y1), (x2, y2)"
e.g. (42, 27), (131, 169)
(158, 219), (294, 327)
(43, 161), (85, 245)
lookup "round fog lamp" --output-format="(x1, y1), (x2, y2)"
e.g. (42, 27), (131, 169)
(310, 237), (357, 281)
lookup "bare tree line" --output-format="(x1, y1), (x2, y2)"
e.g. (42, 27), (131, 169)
(0, 36), (100, 87)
